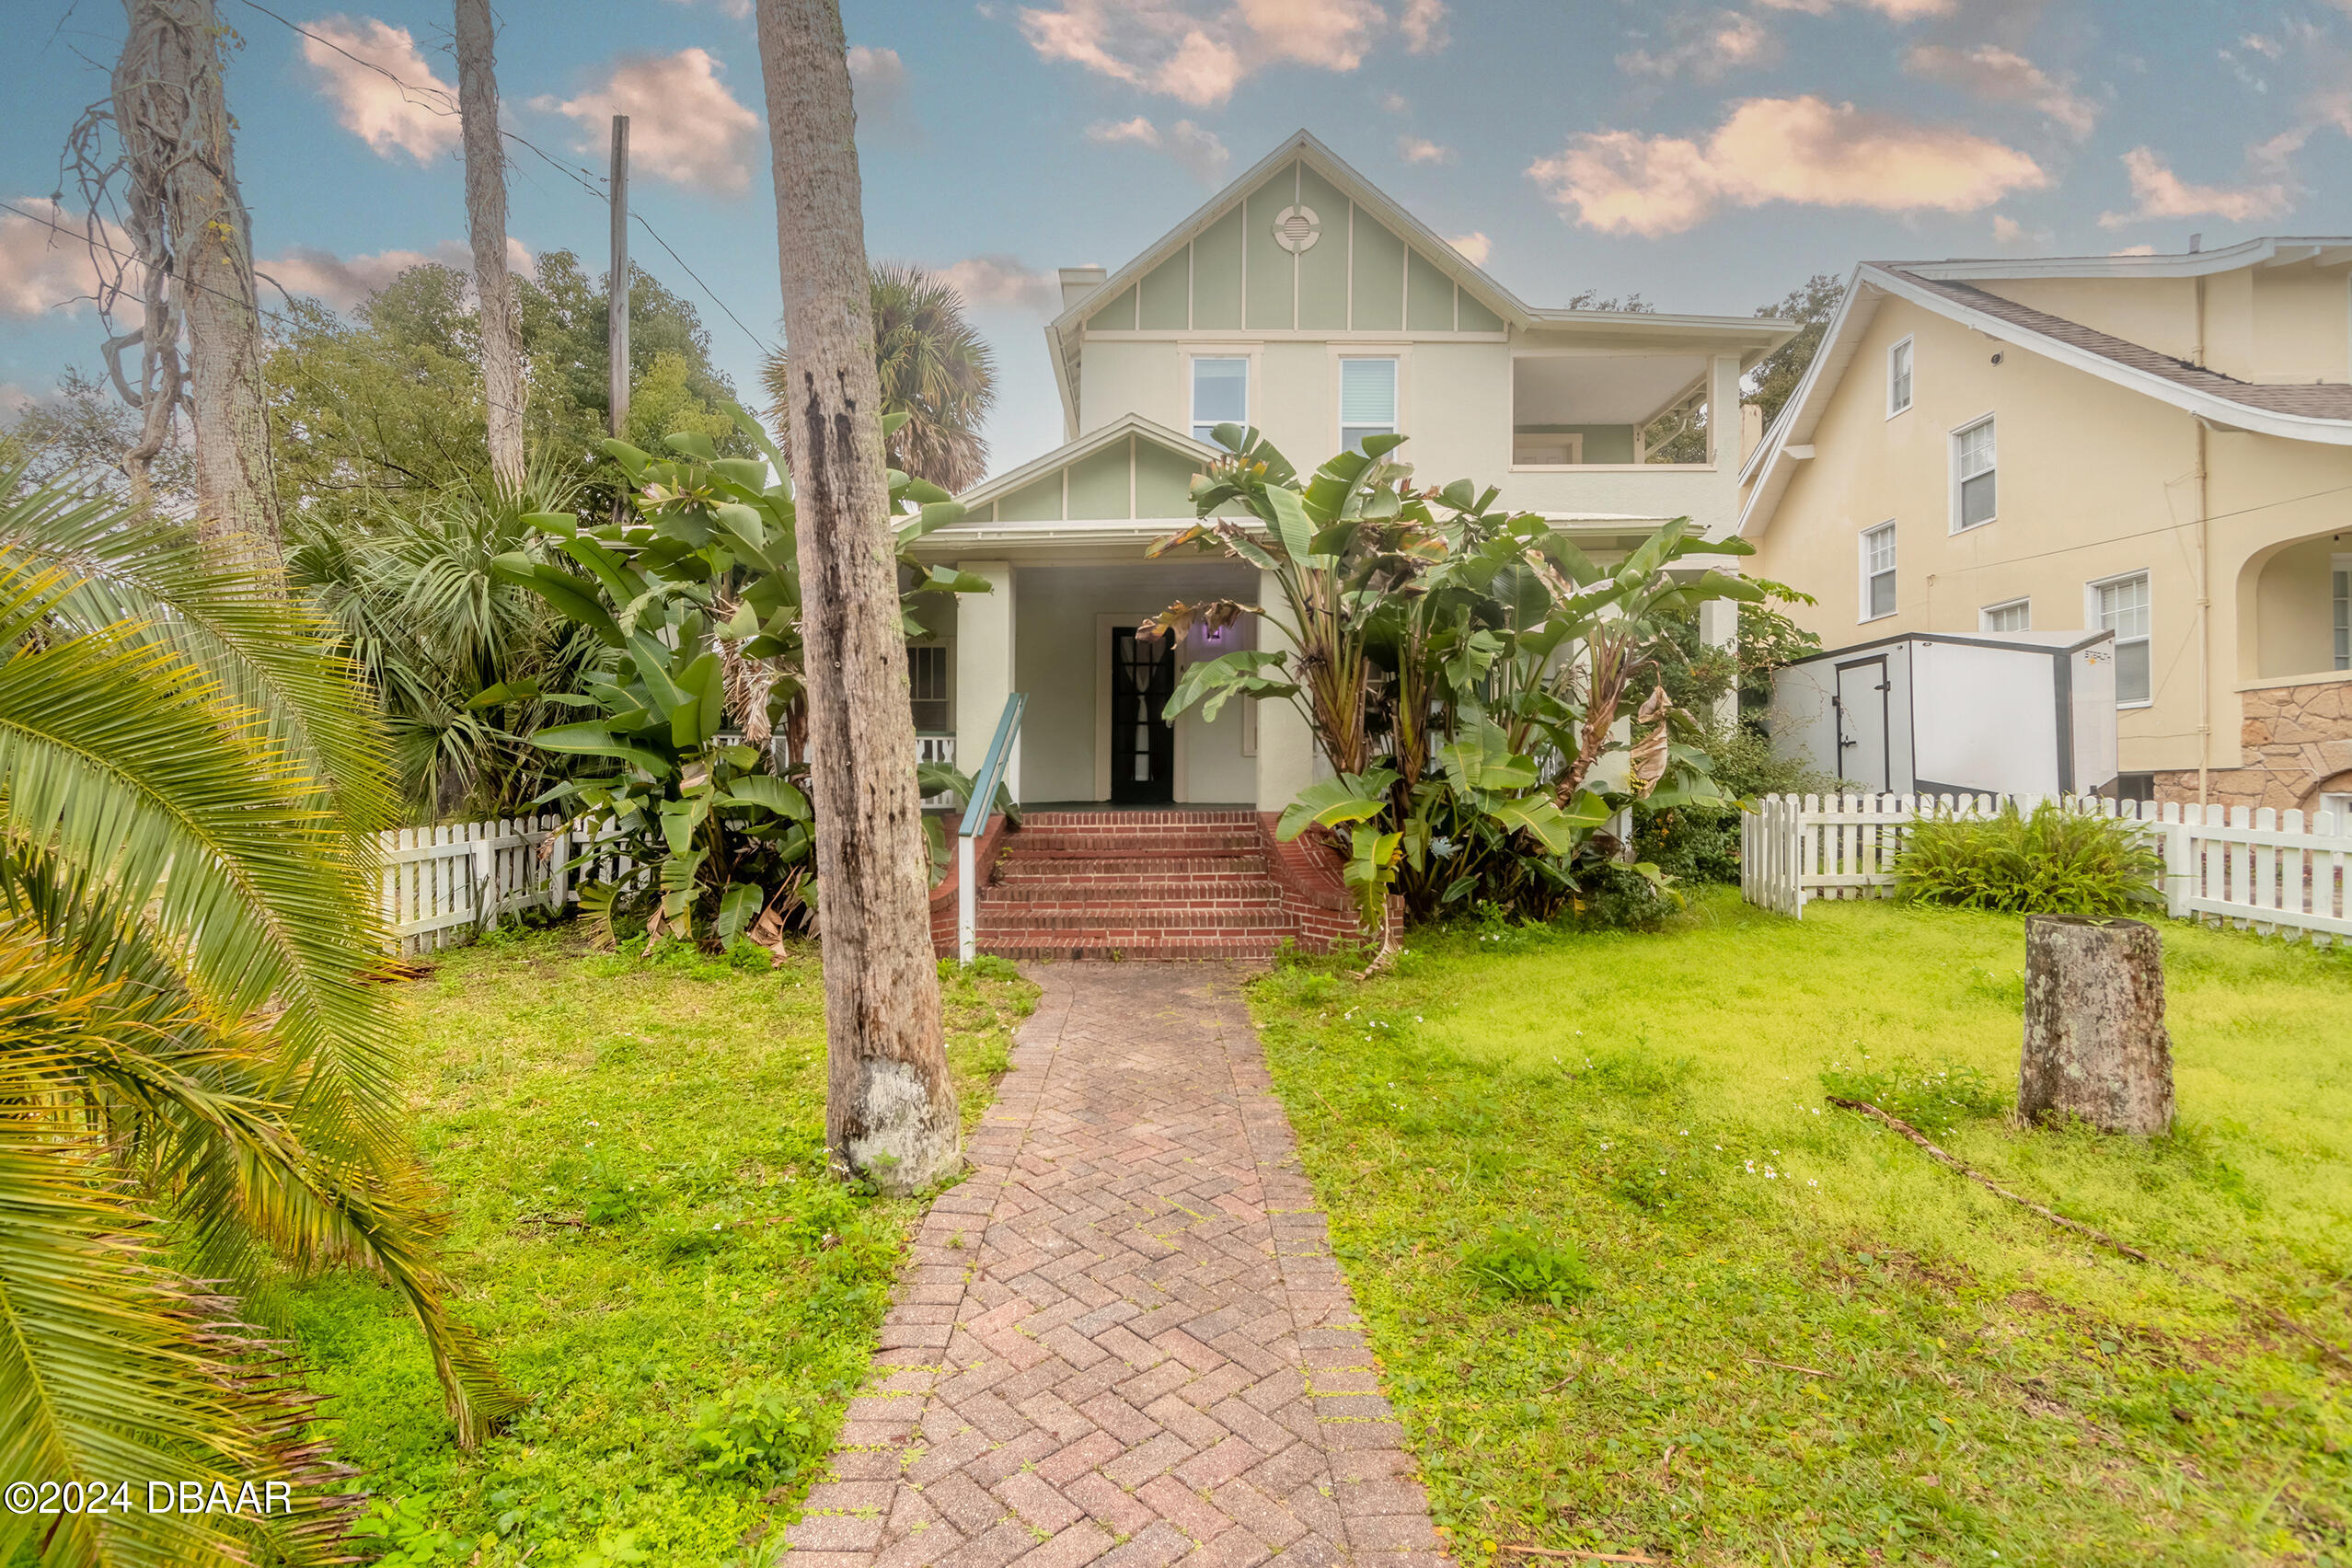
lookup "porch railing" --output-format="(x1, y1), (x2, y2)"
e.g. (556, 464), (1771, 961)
(958, 693), (1026, 963)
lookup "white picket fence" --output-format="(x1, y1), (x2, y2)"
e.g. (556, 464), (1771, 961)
(1741, 792), (2352, 946)
(376, 814), (635, 956)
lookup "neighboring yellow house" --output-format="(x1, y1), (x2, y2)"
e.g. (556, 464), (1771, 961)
(1738, 237), (2352, 813)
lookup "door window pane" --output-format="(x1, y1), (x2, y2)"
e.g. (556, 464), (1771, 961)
(907, 644), (951, 732)
(2095, 572), (2151, 704)
(1340, 357), (1398, 454)
(1955, 418), (1996, 529)
(1192, 358), (1247, 444)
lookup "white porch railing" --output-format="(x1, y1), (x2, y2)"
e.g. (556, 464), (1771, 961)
(918, 732), (957, 808)
(1741, 793), (2352, 946)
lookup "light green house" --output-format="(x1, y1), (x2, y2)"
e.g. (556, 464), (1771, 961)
(907, 130), (1793, 813)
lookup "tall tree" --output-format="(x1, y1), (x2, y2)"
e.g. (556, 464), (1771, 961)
(454, 0), (524, 490)
(1747, 272), (1848, 432)
(111, 0), (281, 565)
(762, 261), (997, 490)
(754, 0), (959, 1194)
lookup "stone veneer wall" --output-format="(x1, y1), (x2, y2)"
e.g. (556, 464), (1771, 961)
(2151, 676), (2352, 812)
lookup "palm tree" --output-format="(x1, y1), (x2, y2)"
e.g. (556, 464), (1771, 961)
(762, 261), (996, 491)
(0, 467), (521, 1565)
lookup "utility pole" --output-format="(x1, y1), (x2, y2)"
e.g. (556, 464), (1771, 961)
(608, 113), (630, 439)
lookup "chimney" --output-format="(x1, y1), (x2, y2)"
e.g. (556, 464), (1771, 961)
(1058, 266), (1108, 311)
(2189, 233), (2203, 253)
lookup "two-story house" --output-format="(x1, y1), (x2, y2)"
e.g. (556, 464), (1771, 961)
(1738, 238), (2352, 813)
(908, 131), (1790, 822)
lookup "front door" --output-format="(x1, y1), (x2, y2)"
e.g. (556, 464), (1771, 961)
(1111, 627), (1176, 804)
(1833, 656), (1891, 792)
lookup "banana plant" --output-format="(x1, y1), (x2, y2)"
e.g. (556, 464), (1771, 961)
(489, 407), (988, 943)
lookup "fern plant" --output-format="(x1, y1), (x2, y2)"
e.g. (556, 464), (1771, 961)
(1892, 801), (2165, 916)
(0, 469), (521, 1566)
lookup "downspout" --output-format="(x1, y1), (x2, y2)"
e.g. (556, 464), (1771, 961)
(2192, 274), (2211, 807)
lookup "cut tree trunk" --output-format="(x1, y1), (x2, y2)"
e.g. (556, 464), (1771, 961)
(754, 0), (959, 1194)
(455, 0), (524, 491)
(2019, 914), (2174, 1135)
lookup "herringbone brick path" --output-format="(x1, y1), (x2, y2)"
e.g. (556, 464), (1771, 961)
(781, 963), (1447, 1568)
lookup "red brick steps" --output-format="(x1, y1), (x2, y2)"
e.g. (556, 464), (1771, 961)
(974, 808), (1295, 961)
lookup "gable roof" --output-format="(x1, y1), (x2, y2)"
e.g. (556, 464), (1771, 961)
(1043, 130), (1793, 437)
(1737, 251), (2352, 538)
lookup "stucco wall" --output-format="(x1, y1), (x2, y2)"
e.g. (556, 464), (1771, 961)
(2253, 535), (2346, 680)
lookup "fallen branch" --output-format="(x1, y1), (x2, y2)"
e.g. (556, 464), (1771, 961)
(1497, 1548), (1661, 1565)
(1828, 1096), (2352, 1374)
(1744, 1355), (1835, 1378)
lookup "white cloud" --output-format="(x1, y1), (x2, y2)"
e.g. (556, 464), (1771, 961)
(1084, 115), (1230, 184)
(1991, 214), (2023, 243)
(1379, 89), (1409, 113)
(936, 255), (1061, 314)
(1618, 11), (1777, 82)
(2098, 147), (2291, 228)
(0, 383), (34, 418)
(1445, 230), (1491, 266)
(1756, 0), (1954, 17)
(1528, 95), (2048, 237)
(663, 0), (753, 17)
(847, 45), (911, 129)
(1397, 135), (1454, 165)
(536, 50), (761, 193)
(2240, 32), (2284, 60)
(0, 199), (122, 318)
(1398, 0), (1449, 53)
(2110, 243), (2157, 256)
(1017, 0), (1424, 107)
(298, 16), (461, 164)
(261, 236), (536, 311)
(1903, 44), (2098, 139)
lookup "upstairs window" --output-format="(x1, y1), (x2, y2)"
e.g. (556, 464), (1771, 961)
(1980, 598), (2030, 634)
(1860, 522), (1897, 621)
(2335, 557), (2349, 671)
(1340, 357), (1398, 455)
(1191, 357), (1247, 444)
(1887, 337), (1914, 417)
(2092, 571), (2151, 706)
(1953, 416), (1997, 530)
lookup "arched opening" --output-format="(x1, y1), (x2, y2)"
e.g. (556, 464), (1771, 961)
(2242, 528), (2352, 681)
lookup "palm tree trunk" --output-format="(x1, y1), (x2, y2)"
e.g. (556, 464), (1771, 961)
(455, 0), (524, 491)
(115, 0), (280, 569)
(754, 0), (959, 1194)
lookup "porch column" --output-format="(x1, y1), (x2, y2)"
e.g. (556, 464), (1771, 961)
(1254, 567), (1315, 813)
(954, 560), (1019, 802)
(1700, 592), (1740, 732)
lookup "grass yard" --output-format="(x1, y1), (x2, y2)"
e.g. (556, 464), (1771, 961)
(1247, 892), (2352, 1568)
(281, 930), (1033, 1567)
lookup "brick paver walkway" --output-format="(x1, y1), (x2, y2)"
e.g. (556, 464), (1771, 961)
(782, 963), (1447, 1568)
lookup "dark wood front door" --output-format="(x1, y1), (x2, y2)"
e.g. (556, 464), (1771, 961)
(1111, 627), (1176, 804)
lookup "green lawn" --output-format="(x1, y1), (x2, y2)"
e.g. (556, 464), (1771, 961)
(1246, 892), (2352, 1568)
(282, 931), (1032, 1567)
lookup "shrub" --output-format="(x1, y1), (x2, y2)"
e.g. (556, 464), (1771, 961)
(1567, 859), (1682, 932)
(1460, 1224), (1594, 1307)
(1893, 801), (2163, 917)
(686, 1383), (825, 1482)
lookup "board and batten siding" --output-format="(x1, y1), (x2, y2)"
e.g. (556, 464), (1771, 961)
(971, 432), (1205, 524)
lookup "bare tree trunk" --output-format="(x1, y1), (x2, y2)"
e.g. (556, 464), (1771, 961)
(754, 0), (959, 1194)
(455, 0), (524, 491)
(114, 0), (280, 569)
(2020, 915), (2174, 1134)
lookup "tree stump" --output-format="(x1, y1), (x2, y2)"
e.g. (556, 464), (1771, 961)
(2019, 915), (2174, 1134)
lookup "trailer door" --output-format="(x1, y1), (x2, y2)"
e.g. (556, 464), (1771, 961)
(1833, 656), (1892, 792)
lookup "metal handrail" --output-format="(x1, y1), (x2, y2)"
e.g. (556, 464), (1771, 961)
(957, 692), (1025, 963)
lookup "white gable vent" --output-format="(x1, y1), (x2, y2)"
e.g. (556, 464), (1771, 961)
(1273, 205), (1320, 254)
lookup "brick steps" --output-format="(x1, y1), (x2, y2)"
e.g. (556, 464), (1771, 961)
(975, 808), (1297, 961)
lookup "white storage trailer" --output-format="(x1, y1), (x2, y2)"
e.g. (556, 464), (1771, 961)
(1770, 630), (2121, 798)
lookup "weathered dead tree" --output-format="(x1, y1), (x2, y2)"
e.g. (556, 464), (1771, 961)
(455, 0), (524, 490)
(2019, 915), (2174, 1135)
(755, 0), (960, 1193)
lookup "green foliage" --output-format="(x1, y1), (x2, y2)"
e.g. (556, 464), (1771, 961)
(1818, 1057), (2011, 1137)
(1895, 801), (2166, 916)
(1153, 431), (1758, 929)
(688, 1384), (824, 1482)
(1245, 893), (2352, 1564)
(285, 930), (1037, 1563)
(1460, 1225), (1594, 1307)
(1747, 271), (1848, 431)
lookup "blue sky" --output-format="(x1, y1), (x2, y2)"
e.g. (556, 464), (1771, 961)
(5, 0), (2350, 477)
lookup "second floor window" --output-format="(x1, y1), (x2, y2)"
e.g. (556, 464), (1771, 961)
(1192, 357), (1247, 444)
(2335, 558), (2349, 671)
(1954, 417), (1997, 530)
(1888, 338), (1913, 417)
(1861, 522), (1897, 620)
(2093, 571), (2151, 706)
(1340, 357), (1398, 455)
(1980, 598), (2030, 634)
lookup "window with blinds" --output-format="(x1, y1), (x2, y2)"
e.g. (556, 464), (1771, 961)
(2093, 572), (2150, 706)
(1860, 522), (1896, 620)
(1980, 598), (2030, 634)
(1953, 417), (1996, 530)
(1340, 357), (1397, 455)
